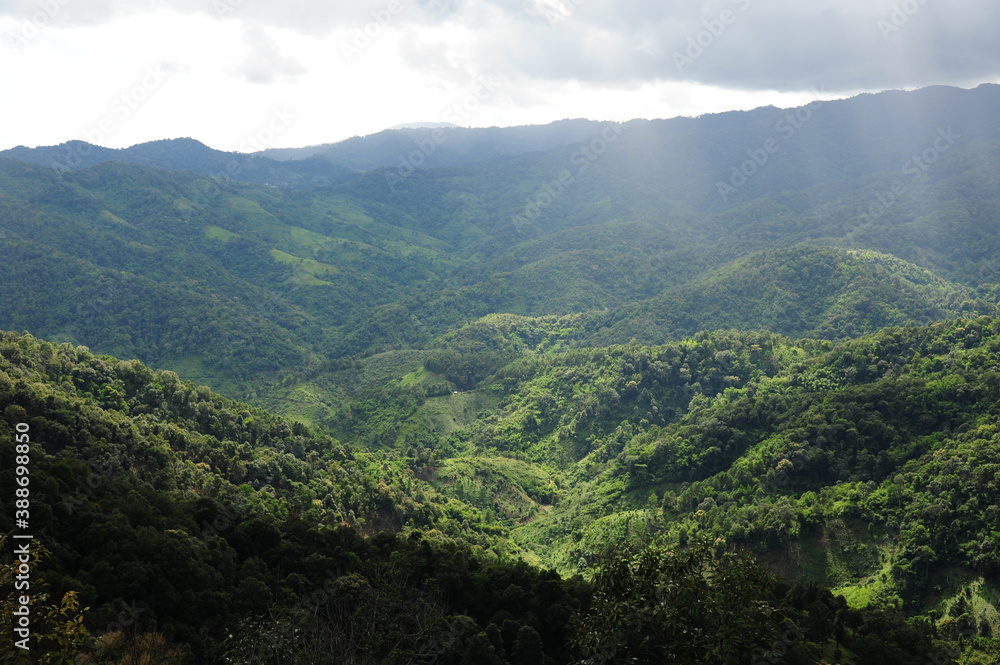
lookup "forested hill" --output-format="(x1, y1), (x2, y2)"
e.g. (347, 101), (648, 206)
(3, 83), (1000, 664)
(2, 114), (999, 414)
(3, 325), (1000, 663)
(284, 316), (1000, 663)
(583, 244), (998, 345)
(0, 329), (576, 663)
(259, 118), (613, 170)
(0, 138), (358, 189)
(6, 85), (999, 209)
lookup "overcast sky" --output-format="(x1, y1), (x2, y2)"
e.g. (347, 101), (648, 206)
(1, 0), (998, 152)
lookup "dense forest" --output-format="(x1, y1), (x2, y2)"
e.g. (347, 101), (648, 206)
(2, 329), (998, 663)
(2, 85), (1000, 663)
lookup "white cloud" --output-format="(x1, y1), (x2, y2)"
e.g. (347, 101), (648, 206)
(0, 0), (997, 151)
(233, 25), (307, 84)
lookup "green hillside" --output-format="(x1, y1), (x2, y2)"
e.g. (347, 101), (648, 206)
(589, 244), (996, 344)
(5, 326), (1000, 663)
(0, 331), (574, 663)
(3, 85), (1000, 664)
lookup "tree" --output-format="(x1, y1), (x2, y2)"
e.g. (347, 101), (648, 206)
(89, 631), (185, 665)
(511, 625), (547, 665)
(572, 538), (781, 664)
(1, 535), (92, 665)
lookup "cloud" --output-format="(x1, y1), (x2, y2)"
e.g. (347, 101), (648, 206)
(232, 25), (307, 84)
(3, 0), (997, 93)
(0, 0), (455, 32)
(463, 0), (1000, 92)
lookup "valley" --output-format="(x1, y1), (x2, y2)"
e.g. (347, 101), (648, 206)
(2, 84), (1000, 664)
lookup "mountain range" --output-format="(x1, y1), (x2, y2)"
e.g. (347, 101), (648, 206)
(2, 83), (1000, 664)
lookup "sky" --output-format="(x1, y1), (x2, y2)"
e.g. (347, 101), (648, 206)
(1, 0), (998, 153)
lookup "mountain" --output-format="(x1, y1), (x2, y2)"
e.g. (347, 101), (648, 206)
(3, 83), (1000, 664)
(0, 330), (586, 663)
(313, 84), (1000, 222)
(348, 317), (1000, 658)
(0, 137), (358, 188)
(3, 322), (999, 663)
(1, 85), (999, 418)
(7, 84), (1000, 202)
(587, 244), (996, 345)
(260, 119), (620, 171)
(385, 122), (460, 130)
(2, 152), (995, 421)
(0, 119), (621, 180)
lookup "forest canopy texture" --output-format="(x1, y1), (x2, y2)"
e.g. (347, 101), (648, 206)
(2, 84), (1000, 664)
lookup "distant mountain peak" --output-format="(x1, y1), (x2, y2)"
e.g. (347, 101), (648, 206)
(130, 137), (210, 148)
(385, 122), (461, 130)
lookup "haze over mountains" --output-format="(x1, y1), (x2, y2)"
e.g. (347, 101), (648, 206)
(2, 84), (999, 387)
(6, 83), (999, 199)
(3, 83), (1000, 664)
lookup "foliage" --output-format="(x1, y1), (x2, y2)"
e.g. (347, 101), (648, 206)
(573, 538), (781, 664)
(3, 85), (1000, 664)
(0, 332), (586, 663)
(0, 535), (92, 665)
